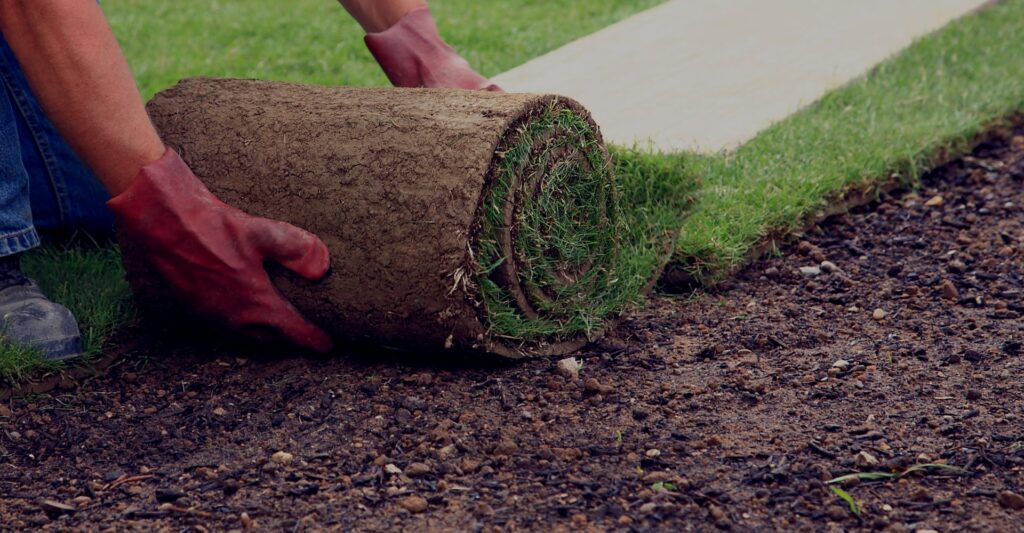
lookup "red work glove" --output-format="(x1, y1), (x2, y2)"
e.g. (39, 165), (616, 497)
(107, 148), (333, 352)
(364, 6), (502, 92)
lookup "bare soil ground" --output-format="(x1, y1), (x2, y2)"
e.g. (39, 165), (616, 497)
(1, 129), (1023, 531)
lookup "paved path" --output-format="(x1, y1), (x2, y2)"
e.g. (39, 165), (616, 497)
(492, 0), (989, 152)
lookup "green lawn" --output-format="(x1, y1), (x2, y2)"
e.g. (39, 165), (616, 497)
(5, 0), (1024, 384)
(668, 0), (1024, 285)
(107, 0), (666, 99)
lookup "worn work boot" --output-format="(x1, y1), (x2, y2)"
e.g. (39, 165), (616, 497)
(364, 6), (502, 91)
(0, 254), (83, 360)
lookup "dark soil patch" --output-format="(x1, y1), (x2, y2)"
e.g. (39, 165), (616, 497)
(1, 130), (1022, 531)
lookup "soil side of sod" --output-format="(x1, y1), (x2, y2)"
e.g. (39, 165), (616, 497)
(139, 78), (692, 357)
(2, 127), (1022, 531)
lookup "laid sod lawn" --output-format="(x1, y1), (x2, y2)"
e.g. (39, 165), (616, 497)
(4, 0), (1024, 382)
(668, 0), (1024, 285)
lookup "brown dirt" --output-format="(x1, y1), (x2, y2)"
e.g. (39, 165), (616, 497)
(138, 78), (616, 358)
(1, 129), (1022, 531)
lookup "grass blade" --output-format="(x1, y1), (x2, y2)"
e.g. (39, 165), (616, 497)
(830, 486), (861, 516)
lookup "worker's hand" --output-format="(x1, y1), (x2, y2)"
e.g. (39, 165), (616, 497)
(107, 148), (333, 352)
(364, 6), (502, 92)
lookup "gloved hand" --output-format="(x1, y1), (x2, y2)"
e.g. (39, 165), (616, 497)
(364, 6), (502, 92)
(107, 148), (333, 352)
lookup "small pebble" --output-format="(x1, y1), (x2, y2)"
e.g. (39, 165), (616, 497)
(583, 378), (613, 395)
(405, 462), (431, 477)
(820, 261), (841, 274)
(399, 495), (428, 513)
(998, 490), (1024, 510)
(940, 279), (959, 301)
(555, 357), (582, 380)
(39, 500), (76, 516)
(925, 195), (945, 207)
(473, 502), (496, 517)
(855, 450), (879, 468)
(492, 438), (519, 456)
(872, 308), (887, 321)
(799, 266), (821, 277)
(639, 502), (658, 514)
(270, 451), (294, 465)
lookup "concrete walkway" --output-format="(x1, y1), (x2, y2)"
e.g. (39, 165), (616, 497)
(492, 0), (989, 153)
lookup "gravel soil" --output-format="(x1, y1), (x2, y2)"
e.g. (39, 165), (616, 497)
(1, 129), (1022, 531)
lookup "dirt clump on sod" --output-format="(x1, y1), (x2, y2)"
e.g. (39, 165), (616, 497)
(135, 78), (688, 357)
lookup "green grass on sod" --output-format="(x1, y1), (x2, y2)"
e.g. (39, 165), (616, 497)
(666, 0), (1024, 286)
(474, 105), (695, 348)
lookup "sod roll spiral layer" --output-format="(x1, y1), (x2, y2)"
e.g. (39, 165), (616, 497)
(136, 78), (687, 357)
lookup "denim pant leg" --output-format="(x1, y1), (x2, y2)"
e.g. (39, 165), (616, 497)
(0, 37), (114, 256)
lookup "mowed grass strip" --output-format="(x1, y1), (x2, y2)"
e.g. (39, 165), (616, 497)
(0, 0), (668, 383)
(668, 0), (1024, 286)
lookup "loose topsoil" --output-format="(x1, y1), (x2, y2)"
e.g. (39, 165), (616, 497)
(1, 129), (1022, 531)
(137, 78), (675, 358)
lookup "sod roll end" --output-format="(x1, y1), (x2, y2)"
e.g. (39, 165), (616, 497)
(133, 78), (671, 357)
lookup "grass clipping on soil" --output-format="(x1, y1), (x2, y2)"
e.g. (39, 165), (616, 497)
(135, 78), (693, 358)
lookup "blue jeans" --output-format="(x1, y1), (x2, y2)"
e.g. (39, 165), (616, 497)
(0, 37), (114, 257)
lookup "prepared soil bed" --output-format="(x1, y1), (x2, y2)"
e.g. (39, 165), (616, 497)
(134, 78), (683, 358)
(1, 129), (1022, 530)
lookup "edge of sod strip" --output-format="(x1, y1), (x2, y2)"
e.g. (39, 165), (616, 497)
(471, 101), (696, 357)
(663, 0), (1024, 289)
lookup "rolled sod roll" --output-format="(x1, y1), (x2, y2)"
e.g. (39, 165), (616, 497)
(136, 77), (680, 358)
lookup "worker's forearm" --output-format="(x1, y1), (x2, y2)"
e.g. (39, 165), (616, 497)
(0, 1), (164, 195)
(339, 0), (427, 32)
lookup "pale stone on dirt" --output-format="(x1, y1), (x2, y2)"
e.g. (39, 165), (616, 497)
(799, 266), (821, 277)
(493, 0), (989, 152)
(556, 357), (583, 380)
(270, 451), (294, 465)
(855, 450), (880, 467)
